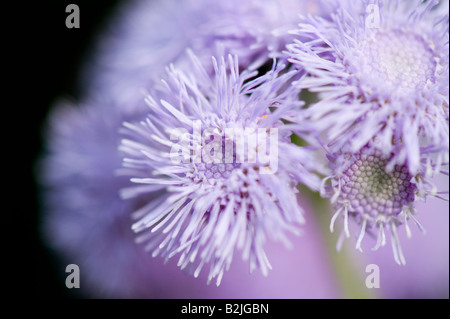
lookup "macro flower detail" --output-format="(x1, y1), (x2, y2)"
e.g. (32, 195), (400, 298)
(118, 51), (322, 285)
(38, 0), (450, 299)
(360, 31), (436, 90)
(339, 155), (416, 216)
(288, 0), (449, 174)
(322, 145), (428, 265)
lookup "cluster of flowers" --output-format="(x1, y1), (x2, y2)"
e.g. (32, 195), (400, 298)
(41, 0), (448, 293)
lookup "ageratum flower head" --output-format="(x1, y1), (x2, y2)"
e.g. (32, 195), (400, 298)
(288, 0), (449, 175)
(118, 50), (323, 285)
(321, 143), (444, 265)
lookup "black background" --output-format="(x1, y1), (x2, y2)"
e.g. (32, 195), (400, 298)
(31, 0), (122, 299)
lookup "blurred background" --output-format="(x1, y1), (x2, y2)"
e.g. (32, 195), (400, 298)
(33, 0), (122, 299)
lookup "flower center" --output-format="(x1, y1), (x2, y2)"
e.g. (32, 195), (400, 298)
(361, 30), (436, 90)
(184, 124), (278, 183)
(187, 134), (242, 183)
(340, 153), (416, 218)
(195, 162), (241, 180)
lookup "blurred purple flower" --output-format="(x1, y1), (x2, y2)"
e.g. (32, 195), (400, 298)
(39, 97), (152, 297)
(82, 0), (332, 106)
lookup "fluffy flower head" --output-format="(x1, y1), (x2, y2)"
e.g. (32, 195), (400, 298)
(323, 144), (432, 265)
(119, 50), (322, 285)
(288, 0), (449, 174)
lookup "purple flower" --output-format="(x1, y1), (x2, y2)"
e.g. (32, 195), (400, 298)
(39, 100), (448, 297)
(321, 143), (444, 265)
(118, 51), (323, 285)
(39, 97), (153, 297)
(287, 0), (449, 175)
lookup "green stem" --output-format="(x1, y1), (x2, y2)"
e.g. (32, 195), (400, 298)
(298, 184), (377, 299)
